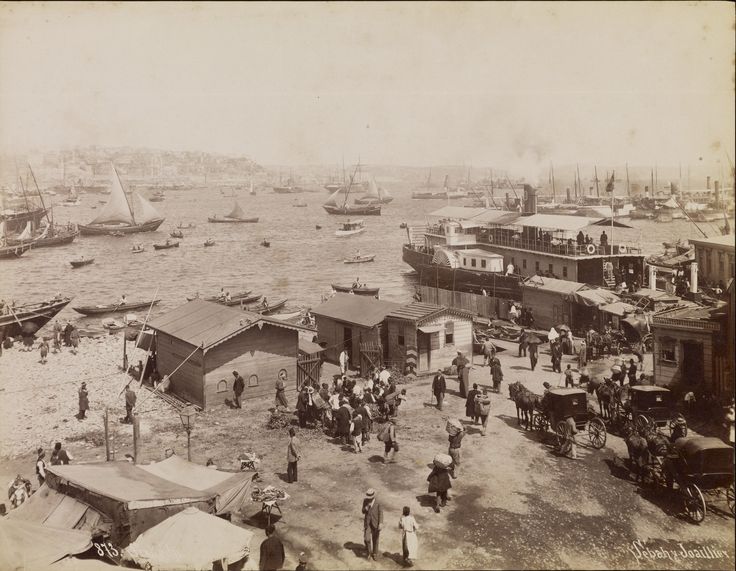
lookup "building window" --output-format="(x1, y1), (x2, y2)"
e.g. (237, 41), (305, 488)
(511, 257), (515, 265)
(535, 261), (540, 272)
(659, 337), (676, 363)
(562, 266), (568, 278)
(548, 263), (553, 274)
(444, 320), (454, 345)
(471, 258), (477, 267)
(481, 259), (486, 269)
(248, 374), (259, 387)
(522, 259), (527, 269)
(463, 258), (467, 266)
(398, 335), (405, 346)
(445, 332), (454, 344)
(217, 380), (228, 393)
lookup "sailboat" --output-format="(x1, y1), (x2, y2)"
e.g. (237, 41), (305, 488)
(61, 184), (81, 206)
(322, 165), (381, 216)
(0, 221), (33, 258)
(249, 180), (256, 196)
(354, 177), (393, 205)
(208, 201), (259, 223)
(78, 166), (165, 235)
(5, 166), (78, 247)
(412, 170), (445, 199)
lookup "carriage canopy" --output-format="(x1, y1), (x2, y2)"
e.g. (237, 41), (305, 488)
(674, 437), (734, 476)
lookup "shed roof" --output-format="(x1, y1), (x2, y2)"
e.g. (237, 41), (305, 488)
(521, 276), (585, 295)
(688, 234), (735, 250)
(386, 302), (473, 323)
(571, 288), (620, 307)
(147, 299), (301, 351)
(312, 293), (402, 328)
(599, 301), (637, 317)
(653, 302), (722, 322)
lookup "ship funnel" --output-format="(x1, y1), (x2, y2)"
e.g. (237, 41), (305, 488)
(706, 176), (711, 190)
(523, 185), (537, 215)
(714, 180), (720, 207)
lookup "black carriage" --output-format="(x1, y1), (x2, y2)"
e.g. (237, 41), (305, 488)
(621, 386), (676, 434)
(648, 437), (735, 523)
(533, 388), (607, 449)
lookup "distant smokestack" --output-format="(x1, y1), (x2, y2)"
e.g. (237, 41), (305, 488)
(523, 185), (537, 215)
(644, 185), (650, 199)
(714, 180), (720, 207)
(565, 187), (571, 203)
(706, 176), (711, 190)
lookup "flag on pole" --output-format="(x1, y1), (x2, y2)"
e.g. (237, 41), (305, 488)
(605, 171), (615, 193)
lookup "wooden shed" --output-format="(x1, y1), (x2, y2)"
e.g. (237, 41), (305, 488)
(521, 276), (585, 330)
(311, 293), (401, 369)
(384, 302), (474, 374)
(147, 300), (302, 409)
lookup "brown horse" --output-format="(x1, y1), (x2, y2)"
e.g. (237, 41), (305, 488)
(622, 422), (649, 482)
(587, 377), (620, 420)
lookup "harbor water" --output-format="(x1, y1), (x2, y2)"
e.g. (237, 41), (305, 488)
(0, 183), (727, 327)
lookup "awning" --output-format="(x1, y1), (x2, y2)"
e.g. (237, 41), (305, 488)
(0, 519), (92, 570)
(418, 325), (443, 334)
(599, 302), (637, 317)
(569, 288), (620, 307)
(298, 339), (325, 355)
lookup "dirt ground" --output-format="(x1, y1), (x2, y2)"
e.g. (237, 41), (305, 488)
(1, 335), (734, 570)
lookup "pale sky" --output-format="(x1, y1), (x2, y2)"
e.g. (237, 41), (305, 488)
(0, 1), (733, 171)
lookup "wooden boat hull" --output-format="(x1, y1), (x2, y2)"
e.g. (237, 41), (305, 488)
(323, 204), (381, 216)
(344, 255), (375, 263)
(153, 242), (179, 250)
(79, 218), (165, 235)
(253, 299), (287, 314)
(132, 248), (145, 254)
(70, 259), (95, 268)
(0, 297), (72, 338)
(170, 232), (184, 238)
(208, 217), (259, 223)
(331, 284), (380, 296)
(204, 241), (215, 247)
(73, 300), (161, 316)
(0, 243), (32, 259)
(335, 228), (366, 237)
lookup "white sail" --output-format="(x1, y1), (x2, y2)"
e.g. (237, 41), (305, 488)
(324, 189), (342, 207)
(135, 193), (163, 223)
(38, 224), (50, 239)
(16, 221), (32, 240)
(365, 178), (380, 198)
(227, 201), (245, 219)
(89, 167), (135, 225)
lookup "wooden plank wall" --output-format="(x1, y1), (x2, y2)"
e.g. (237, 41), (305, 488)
(653, 328), (712, 390)
(313, 316), (381, 370)
(156, 334), (204, 406)
(418, 285), (503, 318)
(203, 325), (298, 407)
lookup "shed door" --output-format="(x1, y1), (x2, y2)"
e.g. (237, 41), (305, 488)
(682, 341), (703, 385)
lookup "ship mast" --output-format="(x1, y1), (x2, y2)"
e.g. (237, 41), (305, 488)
(28, 164), (51, 225)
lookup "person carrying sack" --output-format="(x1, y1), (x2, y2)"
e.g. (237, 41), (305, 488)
(378, 419), (398, 463)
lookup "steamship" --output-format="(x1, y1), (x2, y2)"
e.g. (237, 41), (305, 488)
(402, 185), (646, 300)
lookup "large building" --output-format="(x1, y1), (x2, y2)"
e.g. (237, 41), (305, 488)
(689, 234), (735, 286)
(147, 300), (302, 408)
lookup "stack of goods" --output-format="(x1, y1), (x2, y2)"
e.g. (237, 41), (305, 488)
(446, 418), (463, 436)
(433, 453), (453, 469)
(266, 410), (292, 430)
(238, 452), (261, 471)
(252, 485), (288, 503)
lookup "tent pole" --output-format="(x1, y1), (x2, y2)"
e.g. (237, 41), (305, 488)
(104, 408), (111, 461)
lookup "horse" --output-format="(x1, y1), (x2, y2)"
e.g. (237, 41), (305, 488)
(622, 422), (649, 482)
(586, 377), (621, 420)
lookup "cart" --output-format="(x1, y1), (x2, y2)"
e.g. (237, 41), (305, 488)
(532, 388), (607, 449)
(645, 437), (734, 523)
(618, 385), (676, 434)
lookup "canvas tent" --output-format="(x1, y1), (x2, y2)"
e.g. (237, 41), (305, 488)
(0, 519), (92, 570)
(123, 507), (254, 571)
(139, 454), (254, 515)
(44, 459), (254, 547)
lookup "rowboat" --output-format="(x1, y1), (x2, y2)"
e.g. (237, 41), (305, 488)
(170, 230), (184, 238)
(250, 298), (287, 314)
(208, 201), (259, 223)
(344, 254), (375, 264)
(177, 223), (196, 229)
(223, 293), (261, 306)
(132, 246), (145, 254)
(153, 241), (179, 250)
(270, 310), (302, 321)
(186, 290), (254, 303)
(331, 284), (380, 296)
(335, 219), (366, 237)
(70, 258), (95, 268)
(73, 299), (161, 316)
(0, 243), (32, 259)
(204, 239), (215, 247)
(261, 240), (271, 248)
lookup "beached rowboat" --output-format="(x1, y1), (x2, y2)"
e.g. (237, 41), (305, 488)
(343, 254), (375, 264)
(331, 284), (380, 296)
(70, 258), (95, 268)
(73, 299), (161, 316)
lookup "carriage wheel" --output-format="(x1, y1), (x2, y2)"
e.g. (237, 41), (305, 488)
(727, 484), (735, 516)
(683, 484), (706, 523)
(588, 418), (607, 449)
(555, 421), (568, 448)
(634, 414), (650, 434)
(532, 413), (548, 434)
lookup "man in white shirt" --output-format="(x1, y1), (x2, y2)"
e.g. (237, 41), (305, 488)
(506, 263), (514, 276)
(378, 366), (391, 386)
(339, 350), (349, 375)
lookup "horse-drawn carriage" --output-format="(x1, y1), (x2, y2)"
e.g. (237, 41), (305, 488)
(644, 436), (734, 523)
(615, 386), (677, 435)
(533, 388), (607, 450)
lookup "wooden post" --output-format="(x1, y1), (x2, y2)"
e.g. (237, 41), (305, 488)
(132, 414), (140, 464)
(104, 408), (111, 461)
(122, 336), (128, 372)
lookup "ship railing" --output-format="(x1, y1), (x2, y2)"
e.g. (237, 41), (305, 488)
(478, 233), (641, 257)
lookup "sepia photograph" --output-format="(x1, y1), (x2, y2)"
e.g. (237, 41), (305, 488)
(0, 2), (734, 570)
